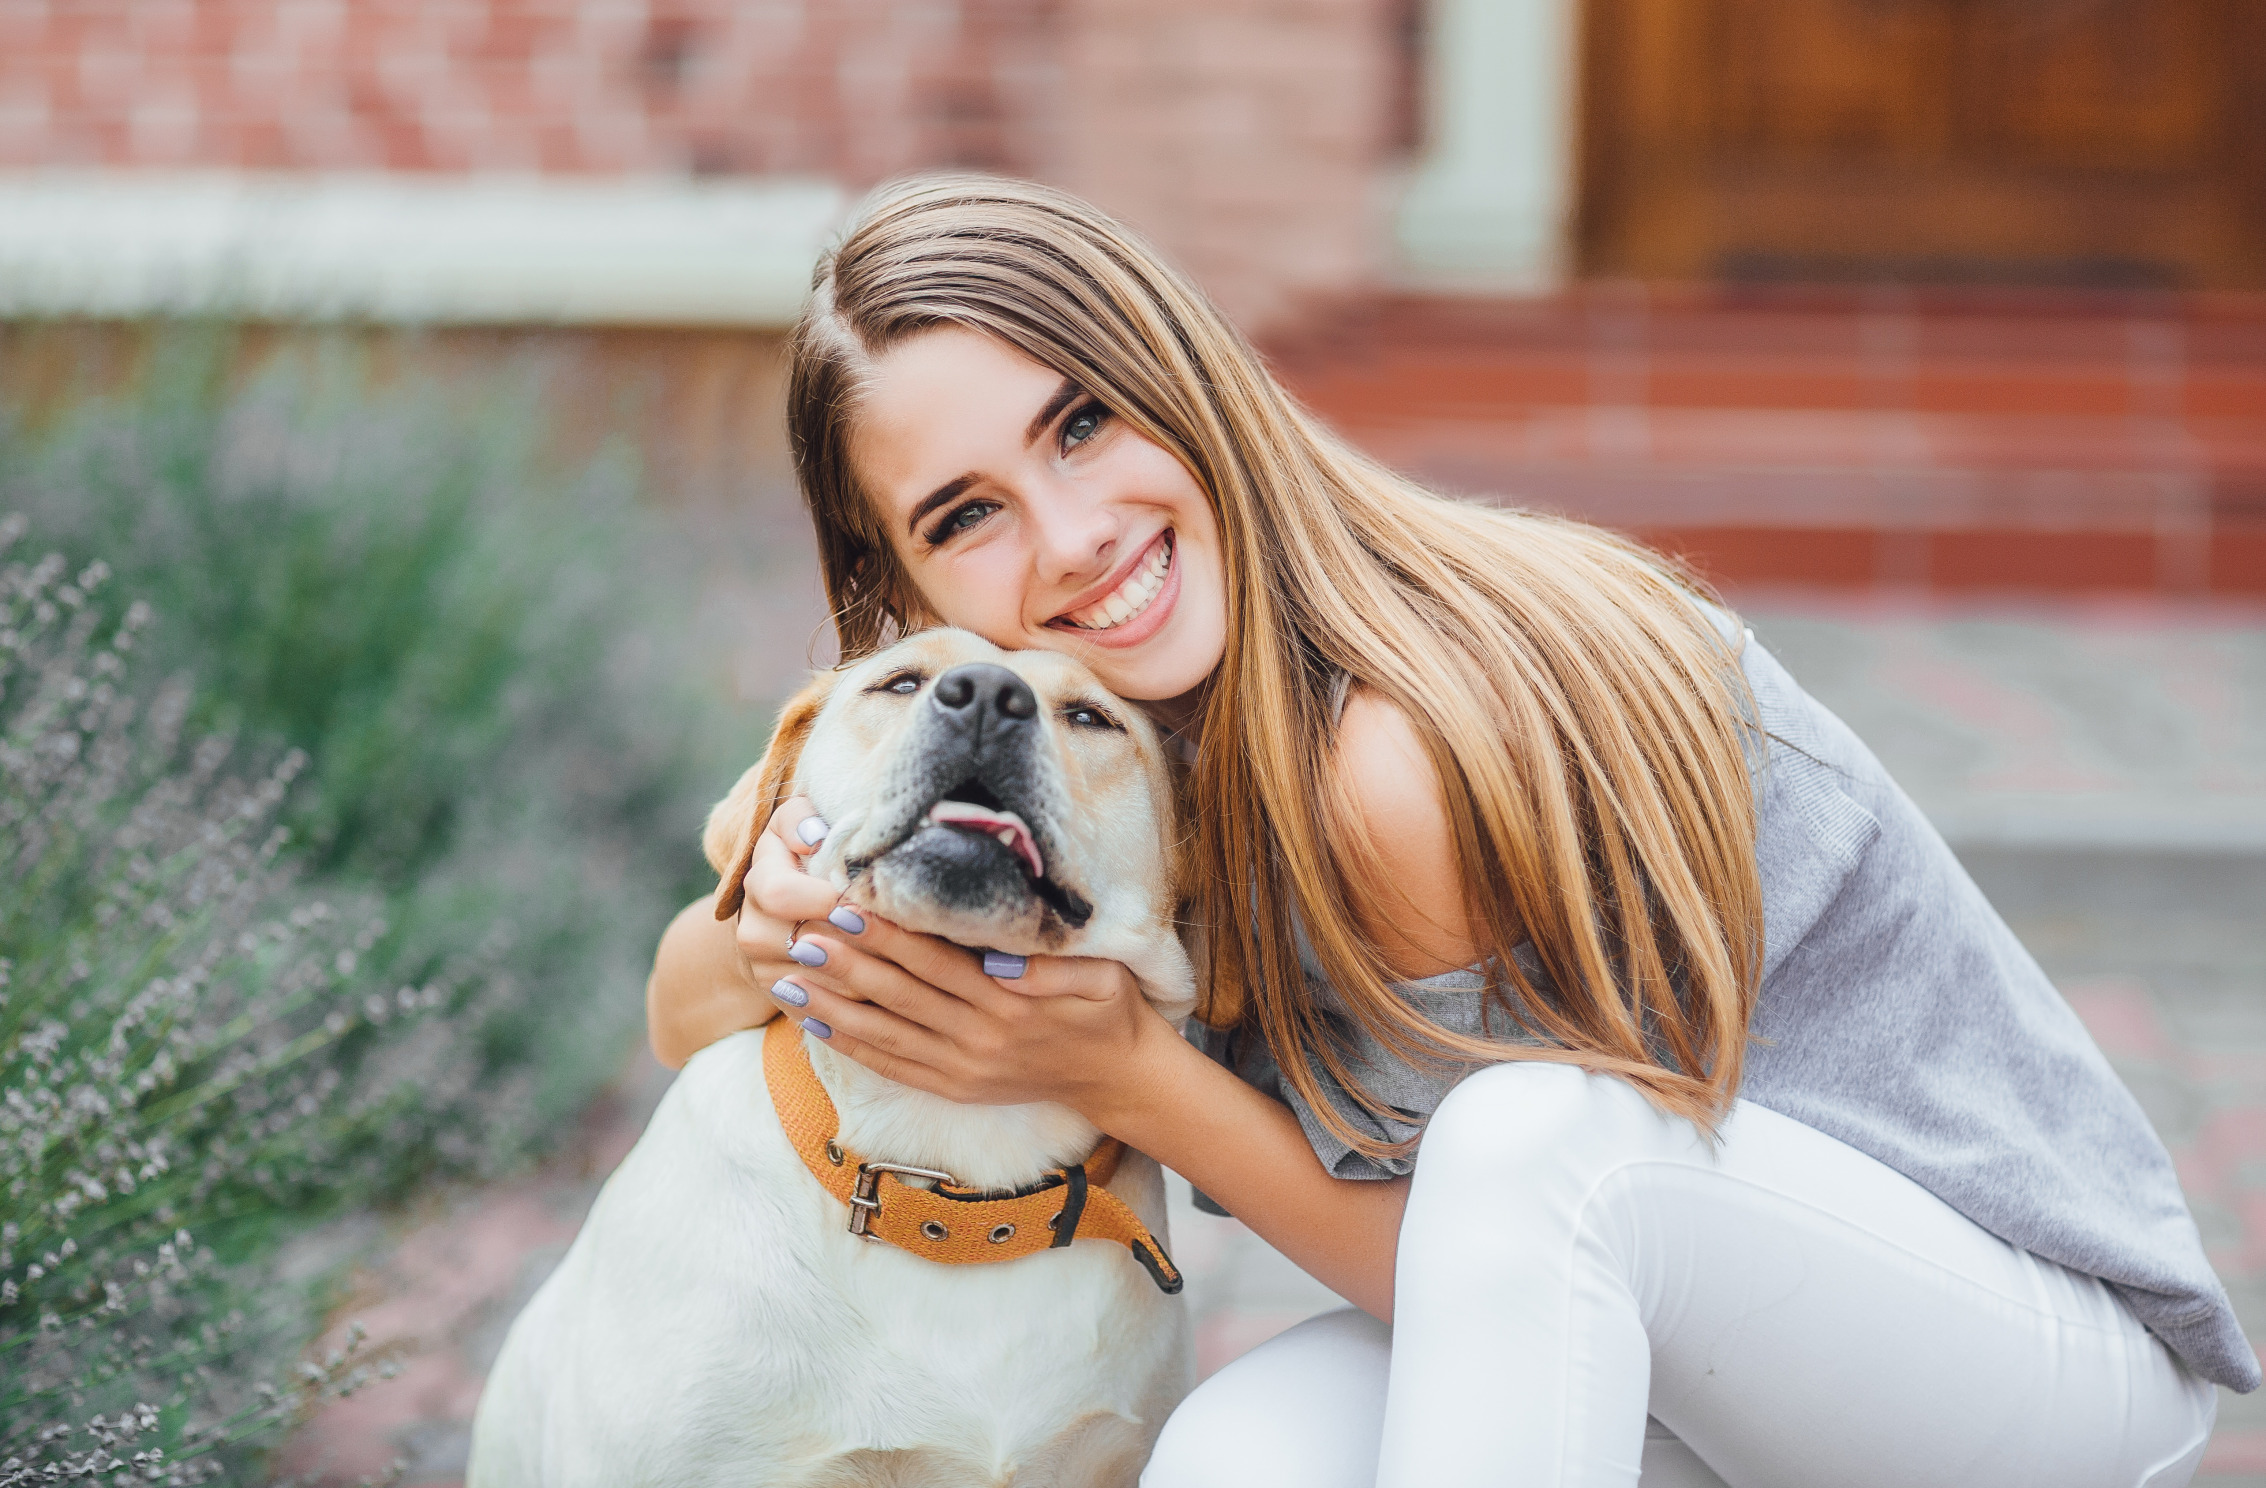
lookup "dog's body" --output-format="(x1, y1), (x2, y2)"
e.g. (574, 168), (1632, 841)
(471, 631), (1196, 1488)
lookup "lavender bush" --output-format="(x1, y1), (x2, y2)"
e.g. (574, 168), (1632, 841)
(0, 520), (432, 1481)
(0, 332), (748, 1481)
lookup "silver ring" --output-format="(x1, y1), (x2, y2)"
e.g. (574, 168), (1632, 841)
(786, 920), (808, 952)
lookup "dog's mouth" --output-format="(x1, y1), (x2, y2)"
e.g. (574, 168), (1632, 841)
(850, 776), (1093, 931)
(926, 783), (1045, 882)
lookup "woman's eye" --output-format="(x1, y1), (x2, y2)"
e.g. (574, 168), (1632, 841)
(1062, 403), (1108, 450)
(926, 500), (998, 545)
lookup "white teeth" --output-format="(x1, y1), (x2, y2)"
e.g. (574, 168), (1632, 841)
(1068, 536), (1173, 631)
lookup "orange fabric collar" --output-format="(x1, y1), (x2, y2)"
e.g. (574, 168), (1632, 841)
(763, 1014), (1183, 1293)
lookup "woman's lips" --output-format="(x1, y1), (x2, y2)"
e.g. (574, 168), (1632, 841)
(1058, 531), (1172, 630)
(1046, 531), (1179, 649)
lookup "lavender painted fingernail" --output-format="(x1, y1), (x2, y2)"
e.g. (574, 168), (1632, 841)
(788, 940), (827, 968)
(802, 1017), (833, 1040)
(796, 816), (831, 846)
(770, 979), (808, 1008)
(827, 905), (866, 935)
(983, 950), (1027, 980)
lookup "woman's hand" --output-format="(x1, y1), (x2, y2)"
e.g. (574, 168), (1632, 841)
(646, 795), (840, 1069)
(776, 906), (1414, 1319)
(735, 795), (845, 962)
(748, 800), (1412, 1318)
(768, 912), (1173, 1127)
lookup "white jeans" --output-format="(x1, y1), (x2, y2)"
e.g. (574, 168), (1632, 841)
(1143, 1063), (2216, 1488)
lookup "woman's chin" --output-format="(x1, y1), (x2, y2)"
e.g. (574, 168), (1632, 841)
(1084, 626), (1224, 707)
(1028, 565), (1225, 703)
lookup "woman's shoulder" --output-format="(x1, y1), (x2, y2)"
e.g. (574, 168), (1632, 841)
(1330, 685), (1491, 981)
(1332, 686), (1440, 834)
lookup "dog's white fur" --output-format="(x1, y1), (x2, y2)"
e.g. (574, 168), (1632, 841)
(469, 631), (1195, 1487)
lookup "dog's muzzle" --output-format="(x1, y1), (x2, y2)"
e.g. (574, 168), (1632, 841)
(849, 661), (1094, 932)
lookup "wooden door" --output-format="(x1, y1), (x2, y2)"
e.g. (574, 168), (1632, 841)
(1578, 0), (2266, 289)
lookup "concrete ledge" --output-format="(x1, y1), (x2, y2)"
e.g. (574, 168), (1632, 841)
(0, 171), (846, 326)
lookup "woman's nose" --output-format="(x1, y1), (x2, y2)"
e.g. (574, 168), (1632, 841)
(1026, 486), (1120, 588)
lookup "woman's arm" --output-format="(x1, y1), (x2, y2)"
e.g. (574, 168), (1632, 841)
(1093, 1011), (1413, 1319)
(646, 895), (779, 1069)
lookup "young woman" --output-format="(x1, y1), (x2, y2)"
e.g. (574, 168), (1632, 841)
(646, 176), (2247, 1487)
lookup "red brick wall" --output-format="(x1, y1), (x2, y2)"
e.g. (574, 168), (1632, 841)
(1060, 0), (1400, 333)
(0, 0), (1399, 331)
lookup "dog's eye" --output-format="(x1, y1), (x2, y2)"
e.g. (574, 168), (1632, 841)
(870, 671), (923, 697)
(1062, 703), (1121, 731)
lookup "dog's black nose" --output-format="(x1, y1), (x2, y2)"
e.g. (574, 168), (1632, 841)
(931, 663), (1037, 729)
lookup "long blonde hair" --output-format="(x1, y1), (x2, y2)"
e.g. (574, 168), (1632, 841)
(786, 175), (1763, 1155)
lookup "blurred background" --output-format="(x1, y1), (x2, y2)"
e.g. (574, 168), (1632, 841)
(0, 0), (2261, 1483)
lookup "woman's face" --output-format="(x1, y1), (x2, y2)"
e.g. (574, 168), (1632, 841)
(847, 327), (1228, 709)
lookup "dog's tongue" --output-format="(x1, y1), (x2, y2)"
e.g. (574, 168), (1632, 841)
(927, 801), (1045, 881)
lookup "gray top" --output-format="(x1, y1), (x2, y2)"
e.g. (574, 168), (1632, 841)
(1191, 633), (2258, 1391)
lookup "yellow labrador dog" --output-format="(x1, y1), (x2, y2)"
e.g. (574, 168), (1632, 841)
(470, 630), (1196, 1488)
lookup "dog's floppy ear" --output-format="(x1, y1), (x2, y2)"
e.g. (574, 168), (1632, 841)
(706, 671), (838, 922)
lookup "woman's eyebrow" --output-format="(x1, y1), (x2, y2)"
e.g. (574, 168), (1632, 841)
(1023, 378), (1083, 445)
(906, 474), (978, 536)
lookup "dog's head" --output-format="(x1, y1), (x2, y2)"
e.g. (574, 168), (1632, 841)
(706, 629), (1193, 1017)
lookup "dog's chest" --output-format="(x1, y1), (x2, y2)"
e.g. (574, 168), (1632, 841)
(501, 1029), (1189, 1487)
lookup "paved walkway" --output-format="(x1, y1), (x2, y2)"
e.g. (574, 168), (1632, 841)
(1759, 595), (2266, 1485)
(283, 592), (2266, 1485)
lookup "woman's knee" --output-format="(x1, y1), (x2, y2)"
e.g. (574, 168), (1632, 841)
(1141, 1309), (1389, 1488)
(1419, 1058), (1691, 1182)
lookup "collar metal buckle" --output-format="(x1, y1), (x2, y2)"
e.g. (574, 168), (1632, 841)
(848, 1160), (958, 1239)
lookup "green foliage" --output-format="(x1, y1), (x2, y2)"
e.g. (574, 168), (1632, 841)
(1, 533), (430, 1481)
(0, 330), (744, 1481)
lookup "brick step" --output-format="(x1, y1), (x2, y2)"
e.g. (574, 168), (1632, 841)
(1270, 289), (2266, 595)
(1296, 359), (2266, 424)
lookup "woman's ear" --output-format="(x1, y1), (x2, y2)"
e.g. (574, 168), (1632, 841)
(707, 673), (838, 922)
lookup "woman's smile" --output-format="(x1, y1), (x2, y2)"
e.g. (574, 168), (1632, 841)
(1049, 529), (1177, 644)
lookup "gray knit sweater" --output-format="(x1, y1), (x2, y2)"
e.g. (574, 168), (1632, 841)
(1191, 635), (2257, 1391)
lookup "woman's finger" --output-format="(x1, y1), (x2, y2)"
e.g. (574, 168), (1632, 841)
(737, 834), (839, 984)
(741, 794), (836, 949)
(772, 977), (966, 1089)
(830, 913), (1022, 1014)
(743, 829), (839, 928)
(987, 954), (1131, 1002)
(842, 913), (1128, 1008)
(778, 931), (990, 1037)
(764, 795), (830, 858)
(796, 1017), (961, 1102)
